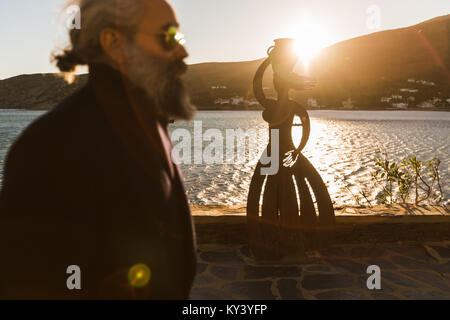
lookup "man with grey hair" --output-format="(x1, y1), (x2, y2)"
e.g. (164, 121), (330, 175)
(0, 0), (197, 299)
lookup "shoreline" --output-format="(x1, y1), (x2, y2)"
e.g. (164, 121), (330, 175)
(1, 107), (449, 112)
(192, 204), (450, 246)
(190, 204), (450, 217)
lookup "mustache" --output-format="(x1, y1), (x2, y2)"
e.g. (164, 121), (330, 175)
(167, 60), (188, 76)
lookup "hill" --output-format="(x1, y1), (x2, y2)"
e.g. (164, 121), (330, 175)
(0, 15), (449, 110)
(302, 14), (450, 108)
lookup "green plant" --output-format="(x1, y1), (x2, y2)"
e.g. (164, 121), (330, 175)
(341, 181), (373, 207)
(371, 153), (444, 205)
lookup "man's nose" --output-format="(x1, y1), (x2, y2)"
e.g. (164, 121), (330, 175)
(175, 44), (188, 60)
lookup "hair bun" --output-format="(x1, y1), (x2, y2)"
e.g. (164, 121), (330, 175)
(53, 49), (86, 73)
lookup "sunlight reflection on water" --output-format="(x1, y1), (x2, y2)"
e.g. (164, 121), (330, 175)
(170, 111), (450, 206)
(0, 109), (448, 206)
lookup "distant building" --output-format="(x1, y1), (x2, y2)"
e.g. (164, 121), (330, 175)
(307, 97), (319, 108)
(245, 98), (260, 107)
(342, 98), (354, 109)
(214, 98), (230, 105)
(407, 96), (416, 107)
(230, 96), (244, 105)
(381, 97), (392, 103)
(408, 78), (416, 83)
(416, 80), (435, 86)
(418, 100), (434, 108)
(418, 98), (441, 108)
(392, 94), (403, 99)
(400, 88), (419, 93)
(211, 85), (228, 89)
(392, 103), (408, 109)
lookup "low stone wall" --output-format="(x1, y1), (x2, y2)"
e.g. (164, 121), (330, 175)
(192, 205), (450, 245)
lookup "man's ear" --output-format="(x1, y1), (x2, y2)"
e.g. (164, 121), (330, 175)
(99, 28), (127, 66)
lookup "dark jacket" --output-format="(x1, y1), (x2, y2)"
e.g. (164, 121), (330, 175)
(0, 64), (197, 299)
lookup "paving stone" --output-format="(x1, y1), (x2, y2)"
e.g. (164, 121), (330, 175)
(370, 292), (400, 300)
(432, 261), (450, 275)
(301, 274), (354, 290)
(389, 246), (434, 262)
(193, 274), (219, 287)
(402, 290), (450, 300)
(430, 246), (450, 259)
(239, 245), (253, 259)
(189, 287), (230, 300)
(277, 279), (305, 300)
(363, 258), (398, 270)
(350, 247), (387, 259)
(244, 266), (301, 279)
(196, 263), (209, 275)
(403, 271), (450, 292)
(325, 258), (367, 274)
(381, 271), (426, 288)
(222, 281), (275, 300)
(390, 256), (435, 270)
(210, 266), (239, 281)
(277, 256), (324, 266)
(200, 251), (244, 266)
(315, 290), (369, 300)
(319, 247), (348, 258)
(305, 265), (335, 272)
(191, 243), (450, 300)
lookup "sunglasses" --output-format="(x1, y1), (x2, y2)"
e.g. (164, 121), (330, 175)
(156, 26), (186, 51)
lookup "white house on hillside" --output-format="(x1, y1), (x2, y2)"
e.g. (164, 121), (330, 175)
(342, 98), (354, 109)
(400, 88), (419, 93)
(245, 99), (260, 107)
(214, 98), (230, 105)
(307, 98), (319, 108)
(392, 103), (408, 109)
(211, 85), (228, 89)
(230, 96), (245, 105)
(418, 100), (434, 108)
(416, 80), (435, 86)
(418, 98), (441, 108)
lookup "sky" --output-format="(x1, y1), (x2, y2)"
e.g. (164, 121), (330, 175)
(0, 0), (449, 79)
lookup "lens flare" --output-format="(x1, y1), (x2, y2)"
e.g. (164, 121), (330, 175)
(128, 263), (151, 288)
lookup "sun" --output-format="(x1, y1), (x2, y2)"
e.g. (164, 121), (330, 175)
(284, 16), (333, 70)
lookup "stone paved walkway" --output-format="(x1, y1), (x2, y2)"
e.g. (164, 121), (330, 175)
(190, 241), (450, 300)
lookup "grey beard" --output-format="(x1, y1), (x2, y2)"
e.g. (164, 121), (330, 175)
(121, 44), (196, 121)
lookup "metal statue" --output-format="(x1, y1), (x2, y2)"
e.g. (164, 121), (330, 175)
(247, 38), (336, 260)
